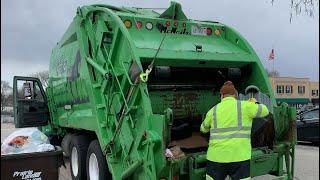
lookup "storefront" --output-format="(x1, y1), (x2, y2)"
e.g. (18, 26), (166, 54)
(311, 98), (319, 106)
(276, 98), (311, 109)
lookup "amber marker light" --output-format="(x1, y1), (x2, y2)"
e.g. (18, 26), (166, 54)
(124, 20), (132, 28)
(214, 29), (221, 36)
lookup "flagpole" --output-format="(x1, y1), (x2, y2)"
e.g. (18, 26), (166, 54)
(272, 56), (275, 77)
(272, 45), (275, 77)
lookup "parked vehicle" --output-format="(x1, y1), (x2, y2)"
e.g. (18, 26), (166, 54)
(297, 108), (319, 144)
(12, 2), (297, 179)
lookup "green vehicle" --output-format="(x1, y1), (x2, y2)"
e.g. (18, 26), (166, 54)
(13, 2), (297, 180)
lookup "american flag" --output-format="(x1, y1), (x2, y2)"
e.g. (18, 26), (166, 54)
(268, 49), (275, 60)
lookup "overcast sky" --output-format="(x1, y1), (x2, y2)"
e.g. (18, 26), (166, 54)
(1, 0), (319, 85)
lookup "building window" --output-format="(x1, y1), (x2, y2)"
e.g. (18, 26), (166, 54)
(312, 89), (319, 96)
(298, 86), (305, 94)
(276, 85), (284, 94)
(285, 85), (292, 94)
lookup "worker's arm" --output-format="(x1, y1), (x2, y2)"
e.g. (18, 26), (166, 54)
(247, 101), (269, 119)
(200, 108), (213, 133)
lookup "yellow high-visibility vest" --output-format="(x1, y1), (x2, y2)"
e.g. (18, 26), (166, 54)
(200, 96), (269, 163)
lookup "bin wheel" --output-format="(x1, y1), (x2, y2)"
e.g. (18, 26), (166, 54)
(69, 135), (91, 180)
(86, 140), (112, 180)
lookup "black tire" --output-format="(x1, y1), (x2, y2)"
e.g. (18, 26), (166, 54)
(70, 135), (91, 180)
(61, 133), (72, 157)
(86, 140), (112, 180)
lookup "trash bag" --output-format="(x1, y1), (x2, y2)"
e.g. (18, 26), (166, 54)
(1, 128), (55, 155)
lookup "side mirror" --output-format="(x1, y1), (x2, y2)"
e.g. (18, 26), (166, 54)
(23, 82), (32, 98)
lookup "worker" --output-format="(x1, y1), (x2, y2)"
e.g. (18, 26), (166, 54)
(200, 81), (269, 180)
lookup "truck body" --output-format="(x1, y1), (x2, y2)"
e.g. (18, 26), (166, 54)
(13, 2), (297, 180)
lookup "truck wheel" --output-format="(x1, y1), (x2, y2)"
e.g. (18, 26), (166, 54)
(86, 140), (112, 180)
(61, 133), (72, 157)
(70, 135), (91, 180)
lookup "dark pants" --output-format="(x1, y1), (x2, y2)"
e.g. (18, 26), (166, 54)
(206, 160), (250, 180)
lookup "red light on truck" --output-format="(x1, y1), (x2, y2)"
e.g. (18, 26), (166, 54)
(136, 21), (143, 29)
(165, 21), (170, 27)
(206, 27), (212, 35)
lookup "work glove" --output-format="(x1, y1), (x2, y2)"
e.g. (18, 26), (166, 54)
(248, 98), (258, 104)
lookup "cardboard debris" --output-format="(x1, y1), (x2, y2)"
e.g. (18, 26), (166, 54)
(169, 132), (208, 149)
(168, 146), (185, 159)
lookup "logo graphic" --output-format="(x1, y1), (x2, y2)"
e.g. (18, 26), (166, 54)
(13, 170), (42, 180)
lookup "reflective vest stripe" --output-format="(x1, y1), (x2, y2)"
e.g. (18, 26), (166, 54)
(210, 126), (251, 133)
(255, 104), (263, 118)
(210, 133), (250, 140)
(212, 105), (218, 128)
(210, 100), (252, 140)
(237, 100), (242, 128)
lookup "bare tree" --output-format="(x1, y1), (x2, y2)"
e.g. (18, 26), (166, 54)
(271, 0), (319, 23)
(265, 68), (280, 77)
(29, 70), (49, 88)
(1, 81), (13, 111)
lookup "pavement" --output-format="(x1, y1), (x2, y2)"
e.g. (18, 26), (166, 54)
(1, 122), (319, 180)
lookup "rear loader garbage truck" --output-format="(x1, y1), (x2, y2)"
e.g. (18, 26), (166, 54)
(13, 2), (297, 180)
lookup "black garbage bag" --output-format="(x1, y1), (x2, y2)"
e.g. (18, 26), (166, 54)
(171, 120), (193, 141)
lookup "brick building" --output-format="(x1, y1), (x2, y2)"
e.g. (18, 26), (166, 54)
(269, 77), (319, 108)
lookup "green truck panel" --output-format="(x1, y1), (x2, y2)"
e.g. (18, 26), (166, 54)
(13, 2), (296, 180)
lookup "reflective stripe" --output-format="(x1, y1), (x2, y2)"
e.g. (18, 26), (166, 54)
(212, 106), (218, 128)
(255, 104), (262, 118)
(237, 100), (242, 128)
(210, 133), (250, 140)
(210, 126), (251, 133)
(209, 101), (252, 140)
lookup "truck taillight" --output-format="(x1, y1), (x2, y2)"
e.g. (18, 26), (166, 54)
(124, 20), (132, 28)
(146, 22), (153, 30)
(214, 28), (221, 36)
(165, 21), (170, 27)
(172, 176), (177, 180)
(207, 27), (212, 35)
(136, 21), (143, 29)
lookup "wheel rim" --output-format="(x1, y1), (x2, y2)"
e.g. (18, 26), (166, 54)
(89, 153), (99, 180)
(71, 147), (79, 177)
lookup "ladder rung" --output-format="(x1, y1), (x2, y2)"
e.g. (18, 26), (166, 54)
(97, 104), (106, 109)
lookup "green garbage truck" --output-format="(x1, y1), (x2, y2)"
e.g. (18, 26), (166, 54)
(13, 2), (297, 180)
